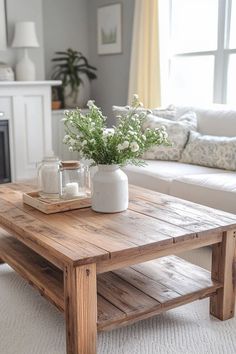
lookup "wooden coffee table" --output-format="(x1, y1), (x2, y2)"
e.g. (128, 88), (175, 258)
(0, 183), (236, 354)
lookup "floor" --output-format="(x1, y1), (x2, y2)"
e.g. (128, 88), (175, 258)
(0, 247), (236, 354)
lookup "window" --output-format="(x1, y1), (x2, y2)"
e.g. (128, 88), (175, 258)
(159, 0), (236, 105)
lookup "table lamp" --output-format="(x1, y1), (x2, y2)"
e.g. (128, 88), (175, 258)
(12, 21), (39, 81)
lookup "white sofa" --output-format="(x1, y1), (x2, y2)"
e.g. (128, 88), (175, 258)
(124, 105), (236, 214)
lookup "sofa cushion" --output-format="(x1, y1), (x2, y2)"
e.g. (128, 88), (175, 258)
(124, 166), (171, 194)
(175, 104), (236, 137)
(170, 173), (236, 214)
(142, 111), (197, 161)
(181, 131), (236, 171)
(152, 105), (177, 119)
(124, 160), (227, 194)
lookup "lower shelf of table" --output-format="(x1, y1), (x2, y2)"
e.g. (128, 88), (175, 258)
(0, 235), (222, 332)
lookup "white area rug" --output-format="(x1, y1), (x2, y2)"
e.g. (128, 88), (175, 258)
(0, 247), (236, 354)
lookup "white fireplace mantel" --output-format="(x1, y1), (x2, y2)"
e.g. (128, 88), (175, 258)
(0, 80), (61, 181)
(0, 81), (61, 87)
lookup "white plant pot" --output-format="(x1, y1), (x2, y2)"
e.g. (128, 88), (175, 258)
(92, 165), (128, 213)
(64, 75), (90, 108)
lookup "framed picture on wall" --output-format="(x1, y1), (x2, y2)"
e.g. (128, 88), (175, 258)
(0, 0), (7, 50)
(97, 3), (122, 55)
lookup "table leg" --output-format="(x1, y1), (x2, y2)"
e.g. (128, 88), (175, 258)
(64, 263), (97, 354)
(210, 230), (236, 320)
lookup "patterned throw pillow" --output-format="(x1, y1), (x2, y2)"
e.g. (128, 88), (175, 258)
(181, 131), (236, 171)
(142, 111), (197, 161)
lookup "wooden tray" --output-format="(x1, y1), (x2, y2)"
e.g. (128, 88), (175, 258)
(23, 191), (92, 214)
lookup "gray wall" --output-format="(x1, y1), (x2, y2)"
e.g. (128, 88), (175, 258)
(0, 0), (134, 121)
(88, 0), (135, 125)
(0, 0), (89, 81)
(42, 0), (89, 79)
(0, 0), (45, 80)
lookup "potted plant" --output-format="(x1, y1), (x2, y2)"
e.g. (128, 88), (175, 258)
(51, 86), (63, 110)
(62, 94), (169, 213)
(51, 48), (97, 108)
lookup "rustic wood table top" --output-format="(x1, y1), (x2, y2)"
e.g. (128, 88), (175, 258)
(0, 183), (236, 354)
(0, 183), (236, 270)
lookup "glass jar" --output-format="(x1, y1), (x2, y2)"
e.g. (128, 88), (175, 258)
(84, 165), (92, 197)
(38, 156), (60, 198)
(59, 161), (87, 199)
(80, 159), (95, 197)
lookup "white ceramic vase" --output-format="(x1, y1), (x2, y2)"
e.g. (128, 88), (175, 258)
(92, 165), (128, 213)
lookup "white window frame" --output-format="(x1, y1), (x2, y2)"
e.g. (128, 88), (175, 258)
(159, 0), (236, 105)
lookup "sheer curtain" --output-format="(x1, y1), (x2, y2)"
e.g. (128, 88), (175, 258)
(128, 0), (161, 108)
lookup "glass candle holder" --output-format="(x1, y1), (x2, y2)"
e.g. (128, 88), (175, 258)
(37, 156), (60, 199)
(59, 161), (87, 199)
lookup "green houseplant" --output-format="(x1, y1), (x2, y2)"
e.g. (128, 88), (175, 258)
(51, 48), (97, 108)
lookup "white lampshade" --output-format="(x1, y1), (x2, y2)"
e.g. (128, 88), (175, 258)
(12, 21), (39, 48)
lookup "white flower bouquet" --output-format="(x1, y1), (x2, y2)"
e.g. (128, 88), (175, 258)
(62, 95), (169, 166)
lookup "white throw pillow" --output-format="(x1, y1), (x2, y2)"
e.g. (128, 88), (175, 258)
(113, 104), (176, 120)
(152, 105), (177, 120)
(181, 131), (236, 171)
(142, 111), (197, 161)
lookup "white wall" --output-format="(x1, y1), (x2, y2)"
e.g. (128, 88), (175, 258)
(42, 0), (89, 79)
(88, 0), (135, 125)
(0, 0), (45, 80)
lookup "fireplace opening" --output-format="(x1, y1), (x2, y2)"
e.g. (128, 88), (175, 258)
(0, 120), (11, 183)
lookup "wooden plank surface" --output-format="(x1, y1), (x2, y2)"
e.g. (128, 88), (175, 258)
(0, 186), (176, 248)
(0, 183), (236, 266)
(0, 234), (223, 332)
(129, 198), (236, 234)
(130, 185), (236, 224)
(0, 193), (109, 266)
(0, 231), (64, 311)
(97, 272), (160, 314)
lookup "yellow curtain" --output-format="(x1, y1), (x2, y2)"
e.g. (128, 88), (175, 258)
(128, 0), (161, 108)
